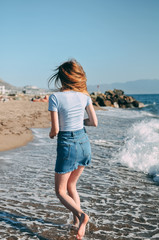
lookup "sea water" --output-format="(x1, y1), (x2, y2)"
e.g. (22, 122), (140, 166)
(0, 94), (159, 239)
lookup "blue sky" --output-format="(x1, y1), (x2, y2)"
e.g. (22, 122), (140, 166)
(0, 0), (159, 88)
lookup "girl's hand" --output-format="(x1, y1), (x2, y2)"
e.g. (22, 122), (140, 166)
(49, 111), (59, 139)
(49, 131), (54, 139)
(85, 103), (98, 127)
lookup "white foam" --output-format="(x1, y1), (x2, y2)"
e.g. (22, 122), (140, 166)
(97, 107), (156, 119)
(92, 139), (119, 148)
(31, 128), (49, 139)
(118, 119), (159, 182)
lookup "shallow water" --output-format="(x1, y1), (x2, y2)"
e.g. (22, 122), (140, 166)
(1, 96), (159, 240)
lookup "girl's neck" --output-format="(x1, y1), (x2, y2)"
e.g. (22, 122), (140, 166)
(60, 87), (73, 92)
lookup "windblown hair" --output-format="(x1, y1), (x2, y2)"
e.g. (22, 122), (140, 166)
(48, 59), (89, 95)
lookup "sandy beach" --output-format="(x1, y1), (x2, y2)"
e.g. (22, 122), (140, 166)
(0, 97), (101, 152)
(0, 98), (51, 152)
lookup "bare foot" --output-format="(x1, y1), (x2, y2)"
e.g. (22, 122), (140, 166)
(69, 216), (79, 230)
(70, 224), (79, 230)
(73, 222), (79, 229)
(73, 215), (80, 228)
(76, 213), (89, 239)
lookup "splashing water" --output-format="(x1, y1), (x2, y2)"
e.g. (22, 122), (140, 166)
(119, 119), (159, 182)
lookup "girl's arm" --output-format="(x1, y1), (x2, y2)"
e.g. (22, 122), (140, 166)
(84, 103), (98, 127)
(49, 111), (59, 138)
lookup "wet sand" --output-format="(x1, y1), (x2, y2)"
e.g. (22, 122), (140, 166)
(0, 99), (50, 152)
(0, 98), (102, 152)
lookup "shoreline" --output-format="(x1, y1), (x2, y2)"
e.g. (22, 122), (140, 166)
(0, 100), (51, 152)
(0, 100), (103, 152)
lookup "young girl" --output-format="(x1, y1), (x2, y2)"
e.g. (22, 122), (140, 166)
(48, 59), (98, 239)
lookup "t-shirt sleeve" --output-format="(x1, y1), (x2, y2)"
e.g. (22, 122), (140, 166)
(48, 94), (58, 111)
(86, 96), (92, 106)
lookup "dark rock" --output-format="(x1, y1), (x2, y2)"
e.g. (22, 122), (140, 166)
(118, 97), (126, 107)
(126, 96), (134, 103)
(93, 101), (100, 107)
(114, 89), (124, 96)
(104, 100), (113, 107)
(125, 103), (135, 108)
(105, 90), (115, 97)
(106, 95), (111, 100)
(132, 100), (139, 107)
(91, 97), (100, 107)
(96, 96), (105, 106)
(90, 89), (144, 109)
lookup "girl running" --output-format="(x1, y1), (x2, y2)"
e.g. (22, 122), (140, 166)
(48, 59), (98, 239)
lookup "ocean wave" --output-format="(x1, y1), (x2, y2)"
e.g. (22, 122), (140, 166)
(118, 119), (159, 182)
(97, 107), (156, 119)
(91, 139), (120, 148)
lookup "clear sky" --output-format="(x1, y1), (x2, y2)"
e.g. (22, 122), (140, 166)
(0, 0), (159, 88)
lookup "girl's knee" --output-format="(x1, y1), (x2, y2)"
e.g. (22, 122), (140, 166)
(55, 188), (66, 198)
(67, 182), (76, 194)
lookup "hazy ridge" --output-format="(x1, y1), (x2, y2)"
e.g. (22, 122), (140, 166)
(88, 79), (159, 94)
(1, 78), (159, 94)
(0, 78), (20, 90)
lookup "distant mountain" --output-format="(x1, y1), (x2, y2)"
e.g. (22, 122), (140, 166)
(1, 78), (159, 94)
(0, 78), (21, 90)
(88, 79), (159, 94)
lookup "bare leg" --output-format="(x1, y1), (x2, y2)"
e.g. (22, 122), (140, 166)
(67, 166), (85, 227)
(55, 171), (81, 217)
(55, 166), (89, 239)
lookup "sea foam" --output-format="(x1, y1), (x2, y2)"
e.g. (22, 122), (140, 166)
(119, 119), (159, 182)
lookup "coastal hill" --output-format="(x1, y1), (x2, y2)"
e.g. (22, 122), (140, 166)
(88, 79), (159, 94)
(1, 78), (159, 94)
(0, 78), (20, 90)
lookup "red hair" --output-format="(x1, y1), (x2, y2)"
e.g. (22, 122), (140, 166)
(48, 59), (89, 95)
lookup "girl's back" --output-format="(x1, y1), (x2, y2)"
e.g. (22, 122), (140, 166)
(49, 91), (91, 131)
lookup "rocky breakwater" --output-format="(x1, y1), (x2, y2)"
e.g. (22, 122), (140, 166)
(91, 89), (144, 108)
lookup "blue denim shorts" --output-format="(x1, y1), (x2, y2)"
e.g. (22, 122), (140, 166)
(55, 128), (91, 174)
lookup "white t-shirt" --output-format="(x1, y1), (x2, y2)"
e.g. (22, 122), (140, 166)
(48, 91), (91, 131)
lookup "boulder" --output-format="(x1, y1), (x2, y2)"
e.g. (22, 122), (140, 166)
(132, 100), (139, 108)
(125, 103), (135, 108)
(90, 89), (144, 109)
(104, 100), (113, 107)
(96, 95), (105, 106)
(105, 90), (115, 97)
(126, 96), (134, 103)
(91, 97), (100, 107)
(113, 89), (124, 96)
(118, 97), (126, 107)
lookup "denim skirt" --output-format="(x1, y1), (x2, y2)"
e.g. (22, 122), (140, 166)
(55, 128), (91, 174)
